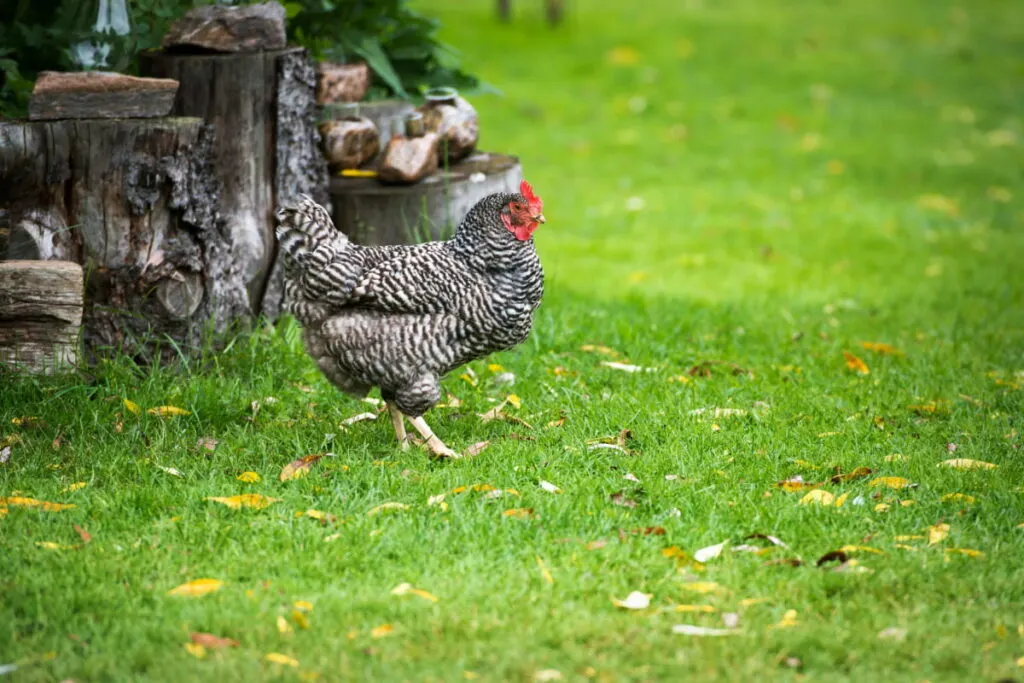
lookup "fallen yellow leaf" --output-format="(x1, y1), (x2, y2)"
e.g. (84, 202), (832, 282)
(294, 600), (313, 612)
(370, 624), (394, 639)
(870, 476), (913, 490)
(276, 615), (293, 634)
(874, 503), (891, 513)
(917, 193), (960, 217)
(679, 582), (721, 594)
(944, 548), (984, 558)
(928, 523), (951, 545)
(61, 482), (87, 493)
(739, 597), (772, 607)
(0, 496), (75, 512)
(291, 610), (310, 630)
(506, 394), (522, 409)
(884, 453), (906, 463)
(835, 492), (850, 507)
(606, 46), (640, 66)
(839, 545), (884, 555)
(264, 653), (299, 667)
(843, 351), (870, 375)
(895, 535), (925, 542)
(147, 405), (191, 417)
(939, 459), (997, 471)
(860, 342), (901, 355)
(367, 502), (409, 516)
(536, 556), (554, 585)
(799, 489), (835, 506)
(168, 578), (223, 597)
(205, 494), (280, 510)
(184, 642), (207, 659)
(35, 541), (74, 550)
(236, 471), (261, 483)
(940, 493), (976, 504)
(672, 604), (716, 613)
(123, 399), (142, 415)
(391, 583), (440, 602)
(771, 609), (799, 629)
(503, 508), (535, 519)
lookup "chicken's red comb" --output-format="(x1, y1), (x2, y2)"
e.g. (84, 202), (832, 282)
(520, 179), (543, 213)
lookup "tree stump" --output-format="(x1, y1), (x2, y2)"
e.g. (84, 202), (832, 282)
(139, 46), (328, 319)
(0, 260), (83, 374)
(0, 117), (250, 362)
(327, 152), (522, 245)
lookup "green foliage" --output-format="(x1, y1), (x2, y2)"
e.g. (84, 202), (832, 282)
(284, 0), (490, 100)
(0, 0), (486, 117)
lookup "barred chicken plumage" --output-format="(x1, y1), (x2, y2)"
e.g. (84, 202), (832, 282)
(276, 180), (545, 458)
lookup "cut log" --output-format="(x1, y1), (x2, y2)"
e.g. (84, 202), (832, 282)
(0, 260), (83, 374)
(0, 117), (250, 363)
(29, 71), (178, 121)
(162, 1), (287, 53)
(328, 152), (522, 245)
(140, 46), (328, 318)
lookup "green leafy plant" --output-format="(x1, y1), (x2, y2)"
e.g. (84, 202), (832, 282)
(1, 0), (487, 117)
(284, 0), (492, 101)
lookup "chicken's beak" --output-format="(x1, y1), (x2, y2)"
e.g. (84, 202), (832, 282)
(534, 213), (546, 224)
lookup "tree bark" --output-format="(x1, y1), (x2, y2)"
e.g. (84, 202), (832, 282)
(139, 47), (327, 318)
(328, 152), (522, 246)
(0, 260), (83, 374)
(0, 117), (249, 363)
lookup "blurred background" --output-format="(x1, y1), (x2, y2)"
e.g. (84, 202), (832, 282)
(2, 0), (1020, 313)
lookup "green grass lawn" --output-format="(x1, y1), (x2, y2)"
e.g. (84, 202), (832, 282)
(3, 0), (1024, 680)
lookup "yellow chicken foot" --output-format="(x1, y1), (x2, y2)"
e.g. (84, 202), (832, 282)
(387, 403), (409, 450)
(408, 416), (460, 459)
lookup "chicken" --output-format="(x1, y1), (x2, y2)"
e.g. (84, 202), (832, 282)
(275, 180), (545, 458)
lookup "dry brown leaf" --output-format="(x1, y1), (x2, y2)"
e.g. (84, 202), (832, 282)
(843, 351), (870, 375)
(830, 466), (872, 484)
(205, 494), (280, 510)
(464, 441), (490, 457)
(168, 579), (223, 597)
(280, 454), (324, 481)
(190, 632), (239, 649)
(197, 437), (219, 452)
(586, 540), (608, 550)
(609, 491), (638, 508)
(816, 550), (849, 567)
(743, 533), (789, 549)
(0, 496), (75, 512)
(74, 524), (91, 544)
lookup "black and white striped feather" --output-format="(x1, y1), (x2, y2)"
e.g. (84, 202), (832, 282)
(276, 191), (544, 417)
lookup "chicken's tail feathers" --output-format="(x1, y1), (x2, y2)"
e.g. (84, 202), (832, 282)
(275, 194), (348, 266)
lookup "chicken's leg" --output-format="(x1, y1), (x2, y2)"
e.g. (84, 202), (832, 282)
(408, 416), (460, 459)
(387, 402), (409, 450)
